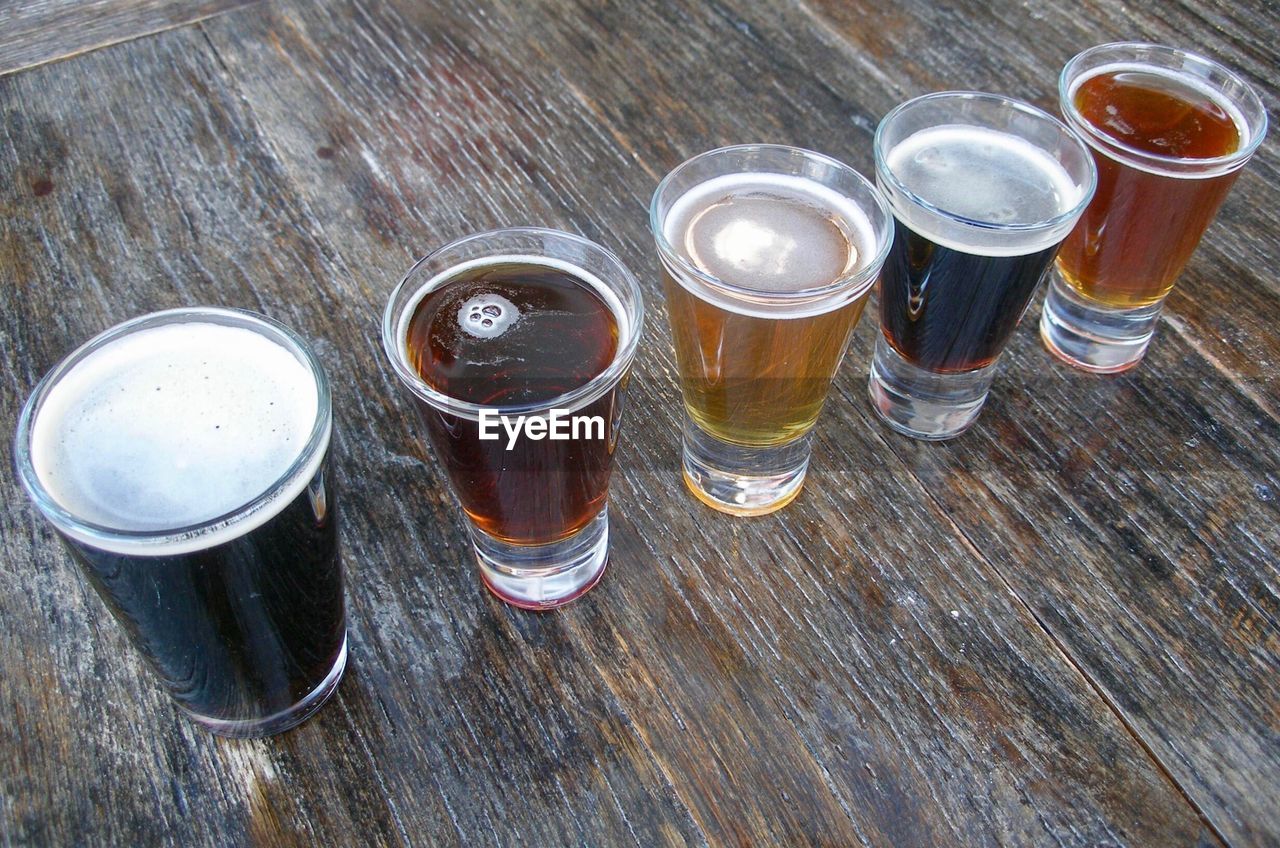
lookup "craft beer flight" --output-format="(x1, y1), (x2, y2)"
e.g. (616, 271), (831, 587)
(16, 39), (1266, 735)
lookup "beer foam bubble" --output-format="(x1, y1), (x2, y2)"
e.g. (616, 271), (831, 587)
(31, 322), (321, 537)
(458, 293), (519, 339)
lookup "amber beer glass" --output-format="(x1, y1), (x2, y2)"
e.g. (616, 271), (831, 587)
(651, 145), (892, 515)
(1042, 43), (1268, 372)
(383, 229), (644, 609)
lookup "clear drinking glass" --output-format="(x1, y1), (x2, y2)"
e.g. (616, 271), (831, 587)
(14, 307), (346, 737)
(651, 144), (893, 515)
(382, 228), (644, 610)
(869, 92), (1097, 439)
(1041, 42), (1268, 373)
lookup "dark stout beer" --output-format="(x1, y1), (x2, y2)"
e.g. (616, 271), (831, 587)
(879, 124), (1081, 371)
(403, 260), (623, 544)
(20, 314), (345, 733)
(880, 221), (1060, 371)
(1057, 66), (1247, 308)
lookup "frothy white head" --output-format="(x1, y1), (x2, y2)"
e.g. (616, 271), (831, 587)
(31, 322), (322, 548)
(662, 172), (879, 318)
(883, 124), (1086, 256)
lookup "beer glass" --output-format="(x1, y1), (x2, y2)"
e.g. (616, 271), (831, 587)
(1041, 43), (1268, 372)
(869, 92), (1097, 439)
(651, 145), (892, 515)
(382, 228), (644, 610)
(15, 307), (346, 737)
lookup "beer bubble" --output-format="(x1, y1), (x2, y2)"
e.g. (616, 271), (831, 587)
(459, 294), (519, 339)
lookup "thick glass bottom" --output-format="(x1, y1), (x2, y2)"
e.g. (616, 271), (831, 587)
(184, 633), (348, 738)
(473, 509), (609, 610)
(680, 417), (809, 516)
(867, 335), (995, 441)
(1040, 272), (1164, 374)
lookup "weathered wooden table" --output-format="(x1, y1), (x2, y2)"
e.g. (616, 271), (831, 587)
(3, 0), (1277, 845)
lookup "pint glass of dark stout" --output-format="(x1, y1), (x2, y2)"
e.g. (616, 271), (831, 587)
(382, 228), (644, 610)
(14, 308), (346, 737)
(651, 145), (893, 515)
(1042, 43), (1268, 373)
(869, 92), (1097, 440)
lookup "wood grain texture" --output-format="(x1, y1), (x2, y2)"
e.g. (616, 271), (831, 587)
(1, 0), (1276, 845)
(0, 25), (701, 848)
(383, 0), (1278, 841)
(0, 0), (258, 76)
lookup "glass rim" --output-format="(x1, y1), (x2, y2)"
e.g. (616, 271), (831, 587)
(13, 306), (334, 550)
(381, 227), (645, 418)
(1059, 41), (1268, 173)
(873, 90), (1098, 233)
(648, 143), (894, 304)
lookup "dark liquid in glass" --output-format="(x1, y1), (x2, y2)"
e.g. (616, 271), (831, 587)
(61, 457), (344, 723)
(405, 262), (622, 545)
(880, 220), (1059, 372)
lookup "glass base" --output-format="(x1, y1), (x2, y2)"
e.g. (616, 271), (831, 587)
(1040, 273), (1163, 373)
(473, 509), (609, 610)
(868, 335), (994, 441)
(185, 633), (348, 738)
(680, 417), (809, 516)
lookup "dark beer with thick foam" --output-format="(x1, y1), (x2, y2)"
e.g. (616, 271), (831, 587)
(879, 124), (1080, 371)
(402, 259), (623, 544)
(20, 315), (345, 732)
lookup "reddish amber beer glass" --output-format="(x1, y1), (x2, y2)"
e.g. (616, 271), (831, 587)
(383, 229), (644, 610)
(1041, 43), (1268, 372)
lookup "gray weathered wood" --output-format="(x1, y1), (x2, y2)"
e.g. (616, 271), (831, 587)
(0, 0), (258, 76)
(0, 25), (702, 847)
(2, 0), (1277, 845)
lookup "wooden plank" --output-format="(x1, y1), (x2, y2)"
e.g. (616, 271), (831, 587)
(426, 0), (1280, 843)
(0, 25), (704, 847)
(800, 0), (1280, 417)
(197, 1), (1222, 843)
(793, 3), (1280, 841)
(0, 0), (259, 77)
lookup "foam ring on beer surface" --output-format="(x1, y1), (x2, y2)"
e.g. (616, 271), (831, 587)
(1066, 61), (1255, 178)
(28, 321), (328, 556)
(881, 124), (1087, 257)
(661, 172), (880, 319)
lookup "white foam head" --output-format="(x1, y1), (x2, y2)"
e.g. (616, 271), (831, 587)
(881, 124), (1088, 256)
(662, 172), (880, 318)
(26, 317), (327, 555)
